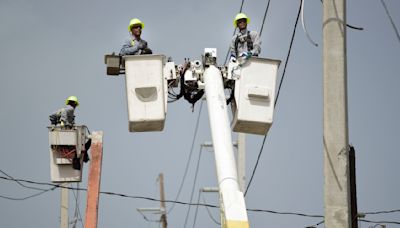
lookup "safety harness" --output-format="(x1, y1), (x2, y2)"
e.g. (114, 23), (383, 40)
(234, 31), (254, 57)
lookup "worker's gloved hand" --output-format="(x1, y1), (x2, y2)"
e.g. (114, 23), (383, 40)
(240, 52), (252, 59)
(60, 121), (65, 127)
(230, 55), (237, 63)
(138, 41), (147, 49)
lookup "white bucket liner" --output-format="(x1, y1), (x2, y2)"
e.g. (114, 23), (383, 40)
(48, 126), (87, 182)
(123, 55), (168, 132)
(231, 57), (281, 135)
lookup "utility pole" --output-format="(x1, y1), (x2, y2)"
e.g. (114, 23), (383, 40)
(84, 131), (104, 228)
(137, 173), (167, 227)
(323, 0), (352, 227)
(60, 183), (69, 228)
(159, 173), (167, 228)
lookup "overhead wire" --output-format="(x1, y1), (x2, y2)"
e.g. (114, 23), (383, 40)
(245, 0), (303, 197)
(0, 169), (57, 200)
(2, 175), (400, 222)
(259, 0), (271, 37)
(319, 0), (363, 30)
(0, 169), (49, 191)
(305, 220), (324, 227)
(223, 0), (245, 65)
(191, 191), (202, 228)
(183, 145), (203, 227)
(71, 183), (84, 228)
(380, 0), (400, 44)
(201, 194), (220, 225)
(359, 219), (400, 225)
(301, 0), (318, 46)
(167, 100), (203, 214)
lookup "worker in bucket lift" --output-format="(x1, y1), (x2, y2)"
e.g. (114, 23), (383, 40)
(49, 96), (90, 168)
(230, 13), (261, 62)
(120, 18), (152, 56)
(49, 96), (79, 128)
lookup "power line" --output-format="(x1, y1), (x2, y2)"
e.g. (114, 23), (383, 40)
(201, 194), (220, 225)
(192, 191), (201, 228)
(167, 100), (203, 214)
(359, 219), (400, 225)
(0, 169), (49, 191)
(71, 183), (84, 228)
(183, 146), (203, 227)
(223, 0), (245, 65)
(2, 175), (399, 222)
(245, 0), (303, 197)
(0, 175), (322, 218)
(259, 0), (271, 37)
(380, 0), (400, 44)
(319, 0), (363, 30)
(0, 187), (56, 201)
(364, 209), (400, 215)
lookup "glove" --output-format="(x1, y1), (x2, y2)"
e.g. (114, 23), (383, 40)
(138, 41), (147, 49)
(230, 55), (237, 63)
(60, 121), (65, 127)
(240, 52), (252, 59)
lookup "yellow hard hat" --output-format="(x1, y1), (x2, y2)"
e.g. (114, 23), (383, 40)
(128, 18), (144, 31)
(233, 13), (250, 27)
(66, 96), (79, 106)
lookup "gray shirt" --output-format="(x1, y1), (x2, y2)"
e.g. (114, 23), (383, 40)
(49, 105), (75, 126)
(119, 36), (148, 56)
(230, 29), (261, 58)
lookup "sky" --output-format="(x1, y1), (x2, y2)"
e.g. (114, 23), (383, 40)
(0, 0), (399, 227)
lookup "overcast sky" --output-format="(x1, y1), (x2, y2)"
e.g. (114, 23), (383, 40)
(1, 0), (399, 227)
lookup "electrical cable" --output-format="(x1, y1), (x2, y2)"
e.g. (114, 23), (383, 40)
(167, 100), (203, 214)
(2, 175), (400, 222)
(71, 183), (84, 228)
(301, 0), (318, 46)
(363, 209), (400, 215)
(0, 187), (56, 201)
(191, 191), (201, 228)
(183, 146), (203, 228)
(359, 219), (400, 225)
(319, 0), (364, 30)
(0, 169), (49, 191)
(259, 0), (271, 37)
(305, 220), (324, 227)
(245, 0), (302, 197)
(223, 0), (245, 65)
(201, 194), (221, 225)
(380, 0), (400, 44)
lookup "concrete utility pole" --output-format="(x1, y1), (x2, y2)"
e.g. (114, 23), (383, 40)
(84, 131), (104, 228)
(323, 0), (352, 227)
(159, 173), (168, 228)
(60, 183), (69, 228)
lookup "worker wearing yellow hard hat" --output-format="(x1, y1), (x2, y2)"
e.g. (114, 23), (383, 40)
(230, 13), (261, 61)
(49, 96), (79, 127)
(120, 18), (152, 56)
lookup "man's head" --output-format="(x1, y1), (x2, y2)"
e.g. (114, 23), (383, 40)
(66, 96), (79, 108)
(234, 13), (250, 30)
(128, 18), (144, 38)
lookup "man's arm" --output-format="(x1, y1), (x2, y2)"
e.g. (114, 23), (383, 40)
(250, 31), (261, 56)
(119, 38), (142, 56)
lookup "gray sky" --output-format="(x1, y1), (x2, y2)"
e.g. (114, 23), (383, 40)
(1, 0), (399, 227)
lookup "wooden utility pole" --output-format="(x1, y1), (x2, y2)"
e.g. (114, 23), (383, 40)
(323, 0), (352, 227)
(84, 131), (104, 228)
(159, 173), (168, 228)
